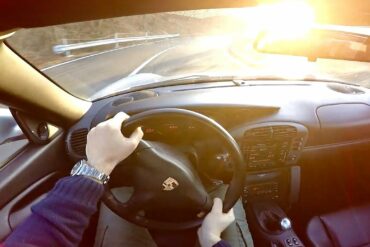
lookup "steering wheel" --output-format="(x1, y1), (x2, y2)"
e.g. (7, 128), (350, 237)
(101, 108), (246, 230)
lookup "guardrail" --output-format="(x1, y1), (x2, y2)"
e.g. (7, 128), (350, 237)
(52, 34), (179, 56)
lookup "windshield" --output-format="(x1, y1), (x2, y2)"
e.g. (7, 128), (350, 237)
(6, 5), (370, 100)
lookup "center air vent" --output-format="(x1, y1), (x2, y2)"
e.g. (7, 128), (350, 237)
(272, 126), (297, 138)
(244, 126), (273, 139)
(242, 123), (307, 170)
(244, 125), (297, 139)
(69, 128), (88, 157)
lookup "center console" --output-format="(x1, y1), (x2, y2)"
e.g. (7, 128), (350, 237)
(238, 122), (308, 246)
(239, 122), (307, 205)
(246, 201), (304, 247)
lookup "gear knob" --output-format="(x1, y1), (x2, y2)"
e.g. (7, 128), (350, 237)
(280, 217), (292, 230)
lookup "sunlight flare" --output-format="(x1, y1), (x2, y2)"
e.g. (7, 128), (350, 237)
(256, 0), (315, 39)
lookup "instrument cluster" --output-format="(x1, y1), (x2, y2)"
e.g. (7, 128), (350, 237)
(140, 121), (200, 142)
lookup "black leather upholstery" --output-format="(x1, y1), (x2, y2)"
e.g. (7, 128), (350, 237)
(307, 203), (370, 247)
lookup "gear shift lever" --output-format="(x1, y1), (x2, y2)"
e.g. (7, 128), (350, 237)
(280, 217), (292, 230)
(260, 211), (292, 233)
(250, 201), (304, 246)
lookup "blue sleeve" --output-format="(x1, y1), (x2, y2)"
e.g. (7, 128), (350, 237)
(213, 239), (231, 247)
(3, 176), (104, 247)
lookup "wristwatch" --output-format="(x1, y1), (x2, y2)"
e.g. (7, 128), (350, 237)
(70, 160), (110, 184)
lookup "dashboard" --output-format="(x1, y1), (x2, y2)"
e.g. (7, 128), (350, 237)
(124, 121), (308, 172)
(67, 81), (370, 167)
(65, 81), (370, 205)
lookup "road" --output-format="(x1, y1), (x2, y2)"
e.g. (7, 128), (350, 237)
(43, 36), (249, 99)
(43, 38), (182, 98)
(43, 36), (370, 100)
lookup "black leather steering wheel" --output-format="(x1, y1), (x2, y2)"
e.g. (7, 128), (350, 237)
(102, 108), (246, 230)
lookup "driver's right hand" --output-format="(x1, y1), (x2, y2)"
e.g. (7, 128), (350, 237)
(197, 198), (235, 247)
(86, 112), (143, 176)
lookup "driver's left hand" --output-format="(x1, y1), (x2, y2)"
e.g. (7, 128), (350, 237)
(86, 112), (144, 175)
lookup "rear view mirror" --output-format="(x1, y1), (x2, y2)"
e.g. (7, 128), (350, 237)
(254, 28), (370, 62)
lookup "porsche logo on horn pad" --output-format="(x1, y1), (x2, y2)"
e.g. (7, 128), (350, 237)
(162, 177), (179, 191)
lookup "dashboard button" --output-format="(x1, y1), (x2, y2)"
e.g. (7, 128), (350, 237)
(292, 237), (299, 245)
(286, 238), (293, 246)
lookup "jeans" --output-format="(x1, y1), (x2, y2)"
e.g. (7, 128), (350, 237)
(94, 185), (254, 247)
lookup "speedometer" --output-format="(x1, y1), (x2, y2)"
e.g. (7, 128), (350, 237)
(164, 123), (179, 131)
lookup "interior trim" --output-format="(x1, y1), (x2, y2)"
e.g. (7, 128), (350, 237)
(0, 133), (69, 208)
(0, 30), (16, 40)
(0, 0), (369, 31)
(303, 138), (370, 151)
(0, 172), (57, 239)
(289, 166), (301, 204)
(0, 42), (91, 127)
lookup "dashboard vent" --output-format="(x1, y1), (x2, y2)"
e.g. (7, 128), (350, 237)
(112, 96), (134, 106)
(244, 125), (297, 139)
(242, 123), (306, 170)
(110, 90), (158, 107)
(327, 84), (365, 95)
(70, 128), (88, 156)
(272, 126), (297, 138)
(244, 126), (273, 139)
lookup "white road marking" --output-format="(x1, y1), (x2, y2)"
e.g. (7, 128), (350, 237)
(128, 46), (178, 77)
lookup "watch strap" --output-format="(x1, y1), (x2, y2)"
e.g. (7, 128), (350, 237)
(71, 160), (110, 184)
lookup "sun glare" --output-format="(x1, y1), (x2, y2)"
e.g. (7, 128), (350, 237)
(255, 0), (316, 39)
(227, 1), (319, 79)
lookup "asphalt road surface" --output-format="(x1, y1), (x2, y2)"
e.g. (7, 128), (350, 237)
(43, 35), (370, 100)
(43, 36), (248, 99)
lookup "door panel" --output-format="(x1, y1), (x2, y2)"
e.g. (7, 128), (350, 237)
(0, 173), (59, 238)
(0, 133), (71, 240)
(0, 106), (28, 167)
